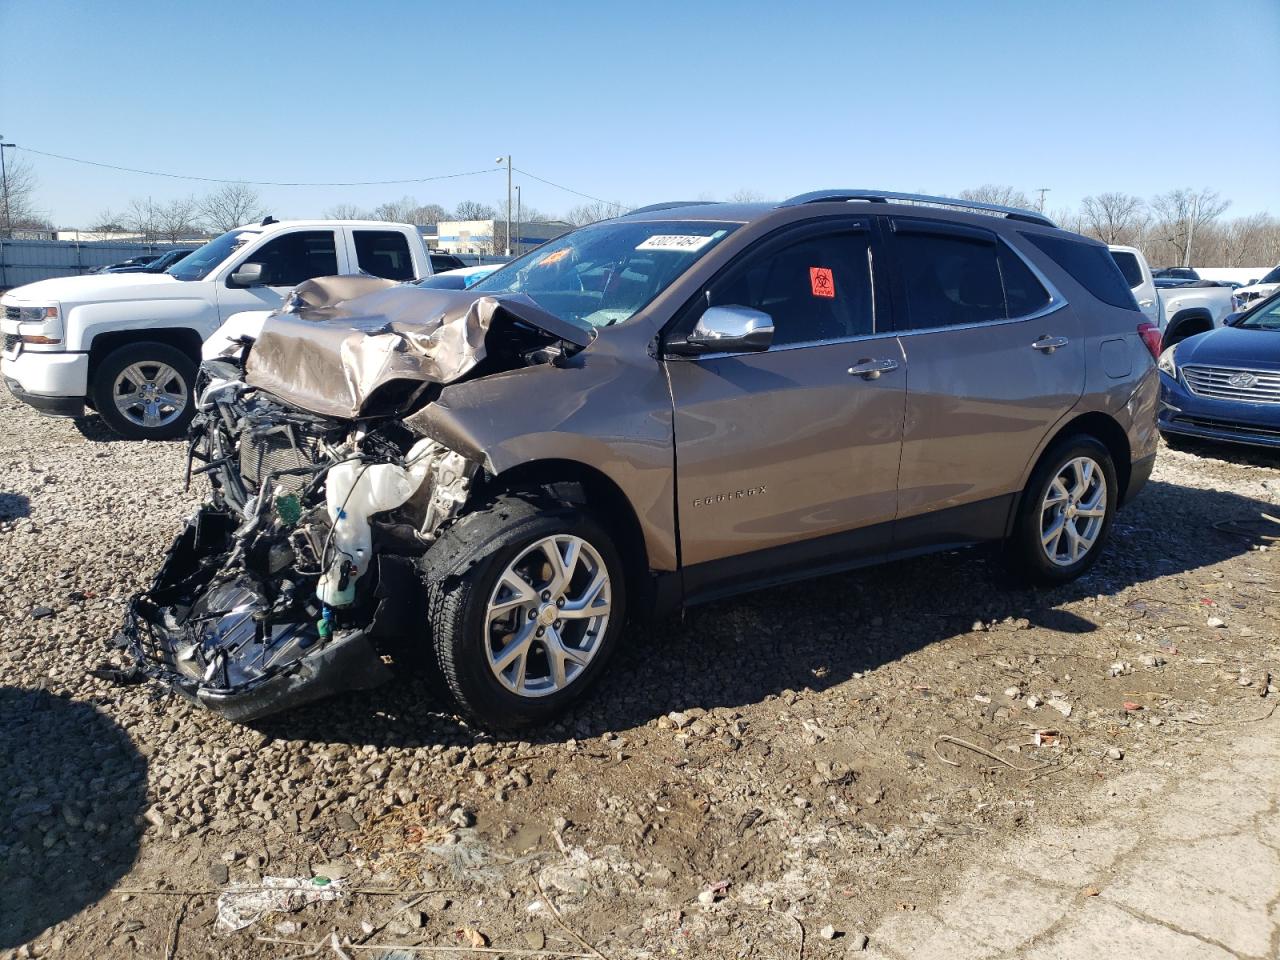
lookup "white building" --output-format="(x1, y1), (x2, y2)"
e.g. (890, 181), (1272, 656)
(435, 219), (572, 256)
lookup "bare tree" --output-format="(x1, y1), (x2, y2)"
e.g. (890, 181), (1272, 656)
(200, 183), (265, 232)
(154, 196), (201, 243)
(566, 200), (628, 225)
(90, 209), (127, 233)
(452, 200), (497, 221)
(1150, 188), (1230, 267)
(1, 157), (49, 233)
(369, 197), (450, 226)
(411, 203), (449, 225)
(1079, 193), (1147, 244)
(324, 202), (368, 220)
(959, 184), (1032, 208)
(122, 197), (160, 242)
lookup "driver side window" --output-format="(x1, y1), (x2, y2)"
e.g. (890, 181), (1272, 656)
(241, 230), (338, 287)
(708, 229), (875, 346)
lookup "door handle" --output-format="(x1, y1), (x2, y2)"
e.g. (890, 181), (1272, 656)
(1031, 335), (1069, 354)
(1138, 298), (1155, 307)
(848, 358), (900, 380)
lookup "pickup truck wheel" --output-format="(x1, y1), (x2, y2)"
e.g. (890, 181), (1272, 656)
(419, 493), (627, 731)
(1007, 435), (1117, 586)
(90, 343), (197, 440)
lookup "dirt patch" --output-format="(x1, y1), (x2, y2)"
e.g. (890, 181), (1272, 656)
(1, 394), (1277, 958)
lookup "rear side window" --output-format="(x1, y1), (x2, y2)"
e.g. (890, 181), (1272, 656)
(998, 245), (1052, 318)
(1024, 233), (1138, 310)
(354, 230), (414, 281)
(710, 230), (874, 346)
(1110, 250), (1145, 289)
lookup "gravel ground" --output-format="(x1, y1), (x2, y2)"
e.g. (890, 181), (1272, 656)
(1, 388), (1277, 959)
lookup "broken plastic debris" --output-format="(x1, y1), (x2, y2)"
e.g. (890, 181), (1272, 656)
(215, 875), (345, 932)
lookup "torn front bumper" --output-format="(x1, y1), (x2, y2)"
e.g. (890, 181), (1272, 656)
(119, 506), (396, 723)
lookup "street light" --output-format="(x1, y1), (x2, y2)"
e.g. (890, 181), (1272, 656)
(0, 138), (15, 240)
(495, 155), (512, 256)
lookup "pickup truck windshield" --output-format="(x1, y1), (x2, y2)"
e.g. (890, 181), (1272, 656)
(468, 220), (739, 327)
(168, 229), (255, 281)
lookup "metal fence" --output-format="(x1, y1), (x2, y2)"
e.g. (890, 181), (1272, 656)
(0, 239), (192, 290)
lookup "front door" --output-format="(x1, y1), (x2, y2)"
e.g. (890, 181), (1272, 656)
(664, 219), (906, 598)
(884, 218), (1085, 548)
(215, 228), (342, 320)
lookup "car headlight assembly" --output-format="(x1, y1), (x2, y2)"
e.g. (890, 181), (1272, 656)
(1157, 345), (1178, 378)
(19, 305), (59, 322)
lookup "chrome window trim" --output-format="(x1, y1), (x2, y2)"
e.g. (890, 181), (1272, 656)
(688, 328), (900, 362)
(894, 235), (1068, 337)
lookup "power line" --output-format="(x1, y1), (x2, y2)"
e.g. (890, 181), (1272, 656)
(15, 145), (500, 188)
(512, 166), (619, 206)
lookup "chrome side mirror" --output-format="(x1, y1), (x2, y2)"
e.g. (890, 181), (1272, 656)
(228, 262), (265, 288)
(669, 305), (774, 357)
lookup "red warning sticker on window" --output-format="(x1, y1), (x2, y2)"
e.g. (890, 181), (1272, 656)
(809, 266), (835, 298)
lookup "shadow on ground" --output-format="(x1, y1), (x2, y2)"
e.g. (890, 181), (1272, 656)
(252, 478), (1276, 748)
(0, 687), (147, 949)
(0, 492), (30, 521)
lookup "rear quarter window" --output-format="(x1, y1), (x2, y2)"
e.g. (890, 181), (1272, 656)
(1110, 250), (1145, 289)
(1023, 233), (1139, 311)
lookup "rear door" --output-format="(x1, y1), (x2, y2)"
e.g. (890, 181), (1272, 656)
(885, 219), (1084, 548)
(665, 217), (906, 594)
(215, 228), (344, 320)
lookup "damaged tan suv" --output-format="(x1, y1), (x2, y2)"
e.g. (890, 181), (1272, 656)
(120, 190), (1159, 730)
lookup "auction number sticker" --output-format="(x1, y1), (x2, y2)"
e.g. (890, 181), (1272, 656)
(636, 234), (718, 252)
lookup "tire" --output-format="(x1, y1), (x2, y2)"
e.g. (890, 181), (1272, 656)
(419, 492), (627, 731)
(1007, 435), (1118, 586)
(90, 342), (197, 440)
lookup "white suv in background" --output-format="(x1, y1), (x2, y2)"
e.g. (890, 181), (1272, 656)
(2, 220), (433, 439)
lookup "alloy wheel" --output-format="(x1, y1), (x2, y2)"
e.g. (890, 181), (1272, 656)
(484, 535), (611, 698)
(112, 362), (188, 428)
(1040, 456), (1107, 566)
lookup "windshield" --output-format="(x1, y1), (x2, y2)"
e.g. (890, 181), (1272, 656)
(1238, 295), (1280, 330)
(1258, 265), (1280, 285)
(468, 220), (739, 327)
(168, 229), (255, 281)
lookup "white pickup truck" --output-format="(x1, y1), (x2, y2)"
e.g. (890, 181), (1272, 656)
(2, 220), (433, 439)
(1108, 245), (1235, 350)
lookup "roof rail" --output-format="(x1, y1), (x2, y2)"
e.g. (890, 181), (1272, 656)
(778, 189), (1055, 227)
(623, 201), (720, 216)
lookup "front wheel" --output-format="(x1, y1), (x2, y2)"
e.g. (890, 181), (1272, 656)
(1007, 436), (1118, 586)
(90, 342), (196, 440)
(419, 493), (627, 731)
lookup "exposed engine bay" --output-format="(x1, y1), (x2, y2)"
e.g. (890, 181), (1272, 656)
(115, 281), (594, 721)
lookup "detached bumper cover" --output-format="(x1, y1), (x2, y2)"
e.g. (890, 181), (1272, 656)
(118, 507), (395, 723)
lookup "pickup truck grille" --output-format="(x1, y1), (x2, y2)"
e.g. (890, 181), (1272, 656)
(3, 333), (19, 353)
(4, 306), (19, 322)
(1182, 365), (1280, 404)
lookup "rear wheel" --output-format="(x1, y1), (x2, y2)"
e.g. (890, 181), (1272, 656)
(90, 342), (196, 440)
(419, 492), (627, 730)
(1007, 435), (1117, 586)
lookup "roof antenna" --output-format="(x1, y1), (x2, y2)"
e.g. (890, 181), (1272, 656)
(261, 215), (278, 226)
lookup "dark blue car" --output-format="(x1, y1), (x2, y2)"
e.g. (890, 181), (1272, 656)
(1158, 291), (1280, 449)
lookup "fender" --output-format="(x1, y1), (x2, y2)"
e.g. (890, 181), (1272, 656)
(68, 297), (221, 353)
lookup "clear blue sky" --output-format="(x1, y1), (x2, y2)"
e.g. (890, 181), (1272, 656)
(2, 0), (1277, 227)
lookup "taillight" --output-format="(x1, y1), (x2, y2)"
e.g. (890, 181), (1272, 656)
(1137, 322), (1162, 359)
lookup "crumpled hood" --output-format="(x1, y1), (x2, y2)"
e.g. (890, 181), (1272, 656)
(244, 278), (594, 419)
(1, 271), (180, 306)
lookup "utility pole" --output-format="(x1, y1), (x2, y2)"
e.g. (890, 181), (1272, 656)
(495, 155), (512, 256)
(515, 185), (521, 258)
(1036, 187), (1050, 213)
(0, 138), (15, 240)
